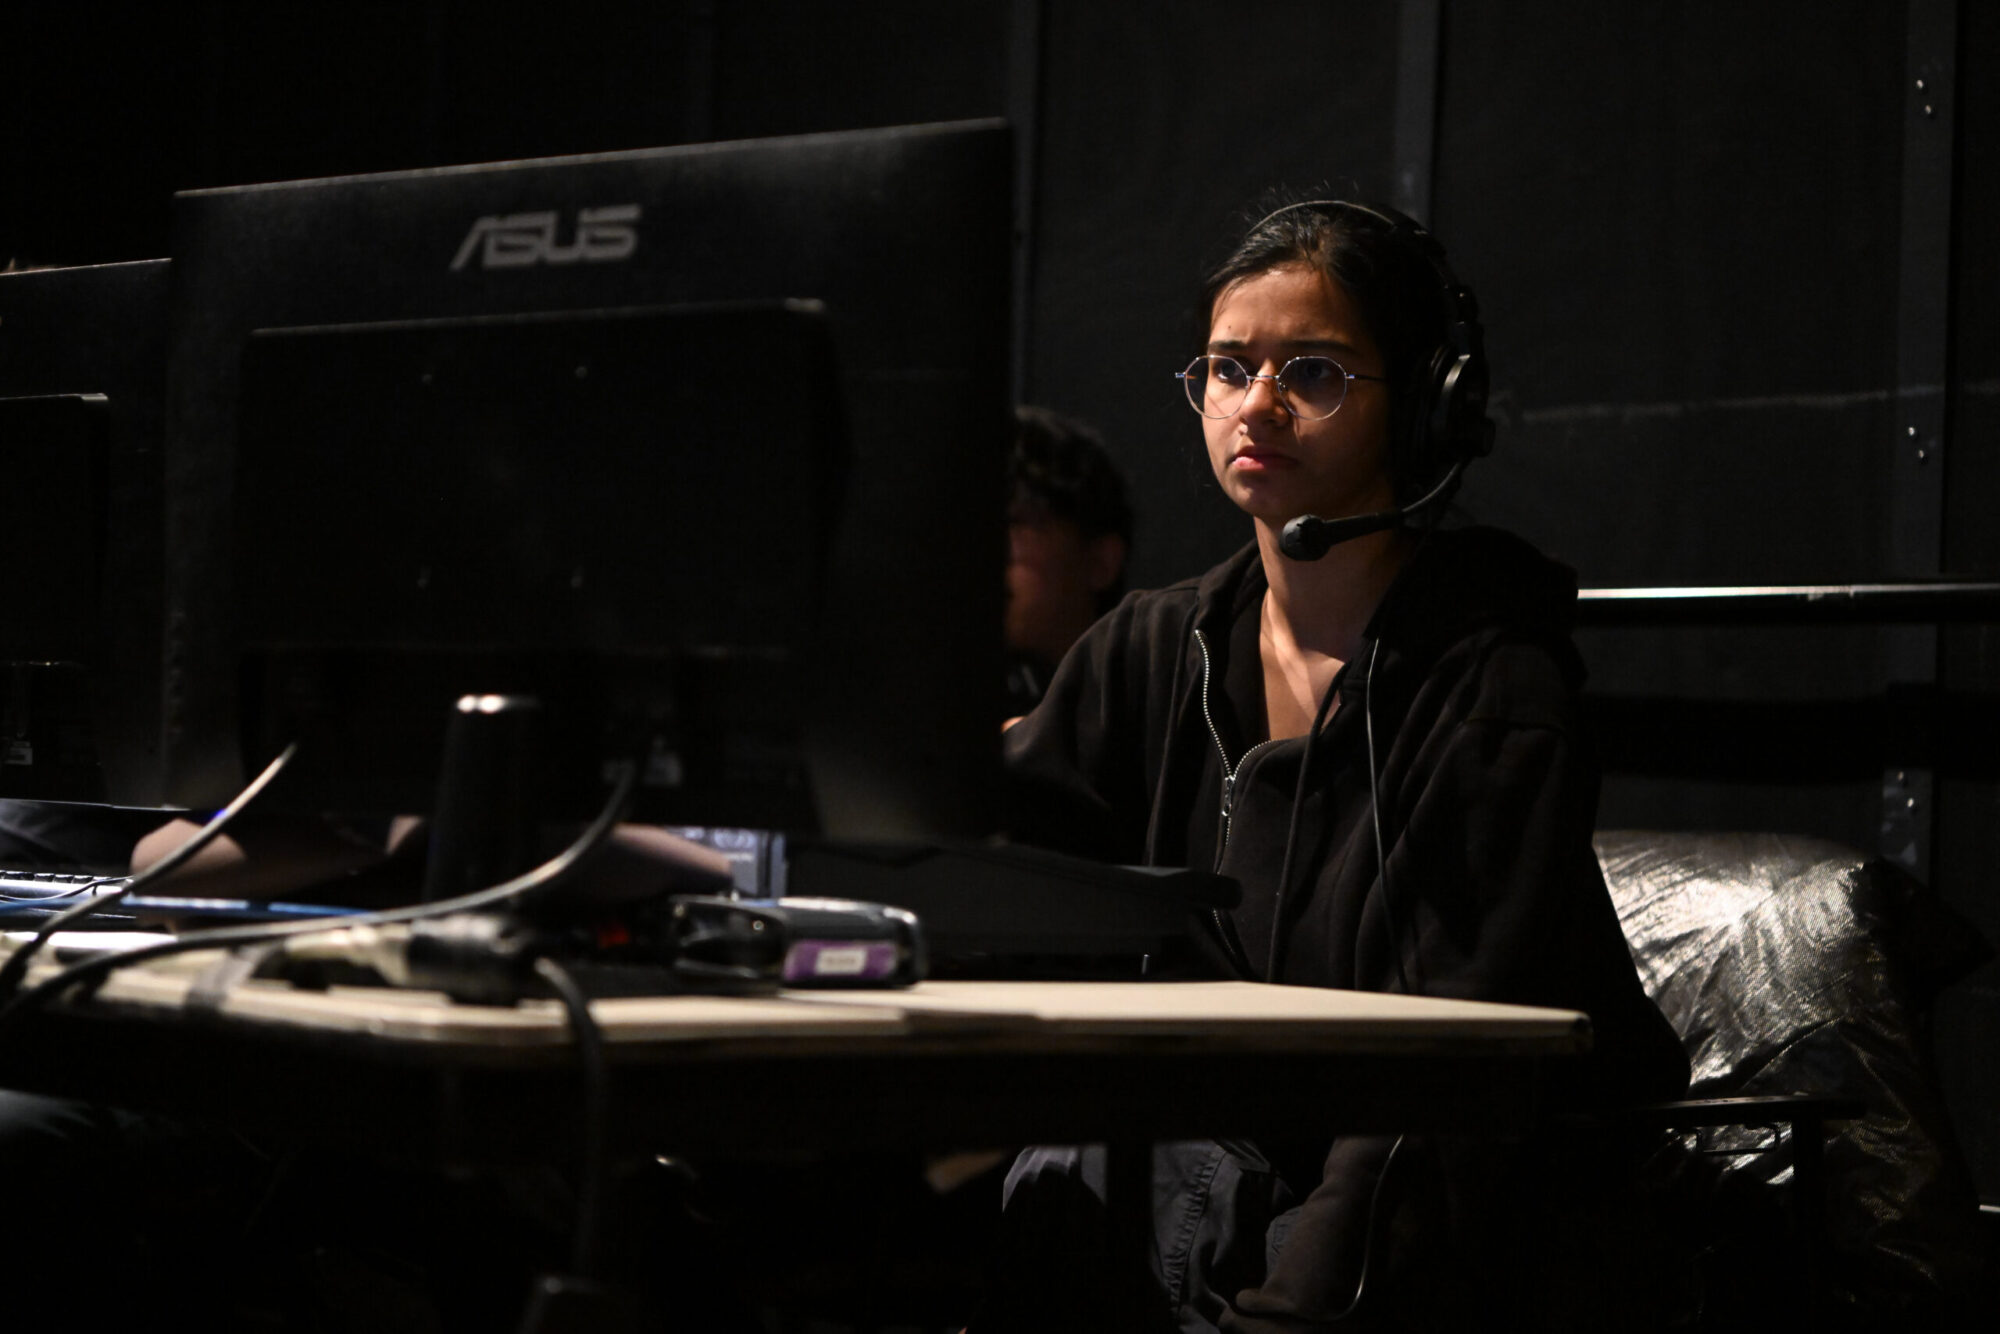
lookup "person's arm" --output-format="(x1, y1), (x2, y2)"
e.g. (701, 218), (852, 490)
(998, 591), (1169, 864)
(131, 815), (731, 904)
(1378, 652), (1688, 1105)
(130, 815), (388, 898)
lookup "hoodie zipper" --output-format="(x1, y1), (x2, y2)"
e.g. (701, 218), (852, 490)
(1193, 627), (1275, 978)
(1193, 628), (1283, 864)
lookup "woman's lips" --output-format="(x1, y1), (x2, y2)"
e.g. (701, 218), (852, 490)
(1231, 447), (1297, 471)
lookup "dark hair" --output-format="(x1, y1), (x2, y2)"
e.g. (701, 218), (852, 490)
(1009, 405), (1133, 609)
(1199, 198), (1452, 500)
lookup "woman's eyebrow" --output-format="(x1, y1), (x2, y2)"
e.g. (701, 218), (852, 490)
(1205, 336), (1366, 356)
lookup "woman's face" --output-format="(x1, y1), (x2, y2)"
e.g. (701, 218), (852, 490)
(1202, 262), (1395, 526)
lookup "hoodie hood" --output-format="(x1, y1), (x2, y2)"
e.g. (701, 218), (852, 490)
(1366, 525), (1580, 664)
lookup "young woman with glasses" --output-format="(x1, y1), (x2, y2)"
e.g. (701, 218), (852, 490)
(991, 201), (1690, 1332)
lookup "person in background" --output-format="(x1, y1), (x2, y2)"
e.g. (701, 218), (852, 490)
(1004, 406), (1133, 714)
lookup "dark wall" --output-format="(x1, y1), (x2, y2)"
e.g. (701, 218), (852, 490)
(1021, 2), (1398, 580)
(1439, 2), (1906, 584)
(2, 1), (1009, 264)
(1437, 2), (1907, 847)
(5, 0), (1995, 1200)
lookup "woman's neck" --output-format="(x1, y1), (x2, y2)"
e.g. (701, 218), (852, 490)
(1253, 517), (1411, 664)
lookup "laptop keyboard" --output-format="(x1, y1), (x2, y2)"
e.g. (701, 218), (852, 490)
(0, 870), (129, 901)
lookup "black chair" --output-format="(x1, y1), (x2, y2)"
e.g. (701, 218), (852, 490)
(1597, 830), (1994, 1329)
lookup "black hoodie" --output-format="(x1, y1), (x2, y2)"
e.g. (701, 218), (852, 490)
(1001, 526), (1688, 1330)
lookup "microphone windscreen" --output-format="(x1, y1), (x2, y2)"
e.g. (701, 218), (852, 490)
(1280, 509), (1402, 561)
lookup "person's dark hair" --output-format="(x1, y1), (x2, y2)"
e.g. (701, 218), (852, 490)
(1199, 198), (1452, 500)
(1008, 405), (1133, 609)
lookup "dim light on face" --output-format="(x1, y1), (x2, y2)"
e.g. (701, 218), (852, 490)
(1201, 263), (1395, 529)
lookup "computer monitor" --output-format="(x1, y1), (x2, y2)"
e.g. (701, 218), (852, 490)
(232, 300), (845, 831)
(0, 260), (171, 804)
(163, 120), (1011, 840)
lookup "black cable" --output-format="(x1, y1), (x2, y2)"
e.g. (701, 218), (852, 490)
(1327, 1133), (1405, 1322)
(1362, 638), (1413, 997)
(533, 955), (607, 1280)
(1266, 505), (1449, 986)
(0, 875), (128, 906)
(1265, 666), (1343, 983)
(1356, 510), (1444, 999)
(0, 742), (301, 1004)
(1250, 639), (1411, 1322)
(0, 762), (637, 1037)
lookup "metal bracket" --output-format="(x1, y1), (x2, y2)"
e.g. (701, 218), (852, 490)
(1881, 763), (1937, 880)
(1891, 0), (1958, 577)
(1881, 0), (1960, 877)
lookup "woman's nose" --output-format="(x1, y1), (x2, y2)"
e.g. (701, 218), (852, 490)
(1238, 371), (1288, 419)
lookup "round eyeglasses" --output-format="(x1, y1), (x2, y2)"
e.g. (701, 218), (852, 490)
(1176, 354), (1389, 422)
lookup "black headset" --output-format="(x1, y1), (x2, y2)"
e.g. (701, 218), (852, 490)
(1251, 200), (1495, 560)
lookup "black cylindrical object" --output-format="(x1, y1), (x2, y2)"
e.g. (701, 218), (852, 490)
(423, 693), (543, 902)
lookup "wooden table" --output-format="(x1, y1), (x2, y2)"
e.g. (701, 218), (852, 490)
(3, 944), (1591, 1327)
(6, 947), (1588, 1152)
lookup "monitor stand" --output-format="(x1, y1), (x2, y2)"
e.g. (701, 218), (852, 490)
(421, 692), (543, 903)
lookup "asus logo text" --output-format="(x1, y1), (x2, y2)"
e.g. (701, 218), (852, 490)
(449, 205), (641, 271)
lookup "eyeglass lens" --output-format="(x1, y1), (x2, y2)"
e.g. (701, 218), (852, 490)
(1180, 355), (1350, 421)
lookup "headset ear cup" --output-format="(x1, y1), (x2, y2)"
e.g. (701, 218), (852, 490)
(1433, 351), (1479, 462)
(1414, 343), (1454, 483)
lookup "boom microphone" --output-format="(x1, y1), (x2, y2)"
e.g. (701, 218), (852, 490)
(1278, 457), (1468, 562)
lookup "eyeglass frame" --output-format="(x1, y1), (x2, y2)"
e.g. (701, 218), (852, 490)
(1175, 353), (1391, 422)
